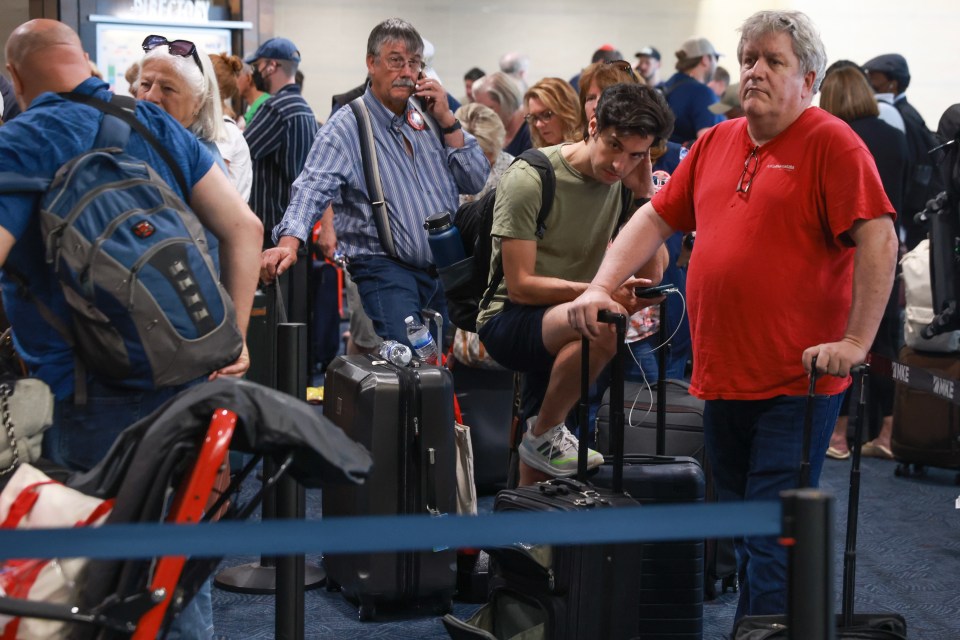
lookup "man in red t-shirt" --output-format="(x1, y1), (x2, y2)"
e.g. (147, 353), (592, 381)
(568, 10), (898, 624)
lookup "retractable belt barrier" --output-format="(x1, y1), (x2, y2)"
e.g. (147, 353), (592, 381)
(4, 351), (938, 564)
(0, 501), (780, 561)
(869, 352), (960, 405)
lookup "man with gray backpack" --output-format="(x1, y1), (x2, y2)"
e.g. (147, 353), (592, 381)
(0, 19), (263, 473)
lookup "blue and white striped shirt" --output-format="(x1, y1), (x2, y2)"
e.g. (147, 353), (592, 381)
(274, 87), (489, 268)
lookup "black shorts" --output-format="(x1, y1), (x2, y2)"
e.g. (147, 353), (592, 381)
(477, 302), (554, 373)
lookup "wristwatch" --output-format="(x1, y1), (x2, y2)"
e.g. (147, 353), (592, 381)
(440, 119), (462, 135)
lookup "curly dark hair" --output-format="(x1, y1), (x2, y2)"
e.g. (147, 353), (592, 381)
(594, 83), (675, 146)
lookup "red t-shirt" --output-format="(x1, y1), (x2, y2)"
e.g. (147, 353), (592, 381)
(652, 108), (895, 400)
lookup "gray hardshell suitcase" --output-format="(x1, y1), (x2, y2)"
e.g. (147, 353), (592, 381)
(322, 354), (457, 620)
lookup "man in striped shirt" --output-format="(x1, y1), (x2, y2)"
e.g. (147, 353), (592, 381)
(244, 37), (318, 248)
(261, 18), (488, 344)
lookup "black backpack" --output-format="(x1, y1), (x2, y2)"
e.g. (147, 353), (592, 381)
(897, 99), (946, 248)
(440, 149), (555, 333)
(441, 148), (632, 333)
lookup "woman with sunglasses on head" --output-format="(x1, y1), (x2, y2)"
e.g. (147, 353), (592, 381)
(136, 36), (230, 181)
(523, 78), (582, 148)
(134, 38), (226, 640)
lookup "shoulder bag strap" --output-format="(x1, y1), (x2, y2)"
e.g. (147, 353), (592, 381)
(348, 97), (397, 258)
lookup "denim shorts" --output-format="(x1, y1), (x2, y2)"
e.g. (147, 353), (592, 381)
(477, 303), (554, 373)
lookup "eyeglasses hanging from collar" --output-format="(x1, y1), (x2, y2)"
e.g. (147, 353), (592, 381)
(142, 35), (204, 73)
(737, 145), (760, 194)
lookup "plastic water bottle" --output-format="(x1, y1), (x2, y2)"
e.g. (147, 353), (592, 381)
(404, 316), (439, 364)
(423, 212), (466, 269)
(378, 340), (412, 366)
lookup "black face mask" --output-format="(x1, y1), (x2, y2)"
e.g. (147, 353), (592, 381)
(252, 65), (268, 92)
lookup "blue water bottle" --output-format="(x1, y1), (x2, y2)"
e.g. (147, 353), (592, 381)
(424, 212), (466, 269)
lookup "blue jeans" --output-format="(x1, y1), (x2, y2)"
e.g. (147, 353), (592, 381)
(347, 256), (447, 346)
(703, 393), (843, 622)
(42, 379), (188, 472)
(625, 337), (660, 383)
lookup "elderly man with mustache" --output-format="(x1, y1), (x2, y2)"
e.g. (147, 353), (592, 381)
(261, 18), (488, 344)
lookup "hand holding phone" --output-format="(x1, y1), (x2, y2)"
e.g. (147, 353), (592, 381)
(635, 283), (677, 298)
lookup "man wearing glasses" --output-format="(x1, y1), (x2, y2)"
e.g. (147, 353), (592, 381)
(261, 18), (488, 344)
(243, 37), (318, 248)
(568, 10), (897, 625)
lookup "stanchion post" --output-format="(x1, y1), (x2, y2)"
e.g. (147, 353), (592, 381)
(275, 322), (310, 640)
(781, 488), (835, 640)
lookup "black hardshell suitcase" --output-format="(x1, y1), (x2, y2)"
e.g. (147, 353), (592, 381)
(588, 309), (705, 639)
(322, 354), (457, 620)
(733, 365), (907, 640)
(595, 379), (705, 459)
(452, 311), (644, 640)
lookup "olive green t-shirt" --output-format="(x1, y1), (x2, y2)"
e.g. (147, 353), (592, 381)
(476, 144), (623, 328)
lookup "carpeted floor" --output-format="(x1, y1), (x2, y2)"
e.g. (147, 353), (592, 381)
(210, 453), (960, 639)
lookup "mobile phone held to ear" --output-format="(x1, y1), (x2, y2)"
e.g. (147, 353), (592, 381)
(635, 283), (677, 298)
(416, 72), (435, 112)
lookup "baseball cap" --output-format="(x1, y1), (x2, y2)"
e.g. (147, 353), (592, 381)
(862, 54), (910, 92)
(677, 37), (720, 60)
(244, 37), (301, 64)
(708, 83), (741, 115)
(634, 46), (661, 61)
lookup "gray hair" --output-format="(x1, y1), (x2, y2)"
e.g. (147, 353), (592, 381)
(499, 52), (530, 75)
(737, 10), (828, 93)
(455, 102), (505, 159)
(472, 71), (523, 119)
(140, 47), (226, 142)
(367, 18), (423, 58)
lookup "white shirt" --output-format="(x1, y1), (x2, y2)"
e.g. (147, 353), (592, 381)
(215, 116), (253, 202)
(875, 93), (906, 133)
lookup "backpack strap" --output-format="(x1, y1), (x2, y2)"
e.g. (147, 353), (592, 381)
(660, 73), (696, 100)
(59, 91), (190, 198)
(1, 267), (88, 405)
(479, 149), (556, 311)
(348, 97), (397, 258)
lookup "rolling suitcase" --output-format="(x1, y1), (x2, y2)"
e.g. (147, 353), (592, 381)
(891, 345), (960, 475)
(322, 354), (457, 620)
(588, 310), (705, 639)
(732, 364), (907, 639)
(595, 298), (736, 604)
(444, 311), (643, 640)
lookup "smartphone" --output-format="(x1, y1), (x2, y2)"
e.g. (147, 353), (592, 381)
(416, 72), (435, 112)
(635, 283), (677, 298)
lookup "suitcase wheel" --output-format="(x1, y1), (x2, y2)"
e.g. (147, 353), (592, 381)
(358, 596), (377, 621)
(722, 574), (739, 594)
(894, 463), (926, 478)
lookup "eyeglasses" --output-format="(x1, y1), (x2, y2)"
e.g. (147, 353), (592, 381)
(142, 35), (203, 72)
(381, 55), (424, 73)
(524, 110), (554, 125)
(603, 60), (635, 75)
(737, 145), (760, 194)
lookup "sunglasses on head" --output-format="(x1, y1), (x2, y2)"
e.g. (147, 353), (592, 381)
(142, 35), (203, 72)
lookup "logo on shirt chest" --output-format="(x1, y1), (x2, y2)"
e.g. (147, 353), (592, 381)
(766, 163), (796, 171)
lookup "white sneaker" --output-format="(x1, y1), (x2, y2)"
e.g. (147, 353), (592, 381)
(519, 420), (603, 477)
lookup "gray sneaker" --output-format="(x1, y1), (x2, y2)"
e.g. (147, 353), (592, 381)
(519, 421), (603, 477)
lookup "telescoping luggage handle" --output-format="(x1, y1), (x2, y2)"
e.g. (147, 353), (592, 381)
(578, 310), (627, 493)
